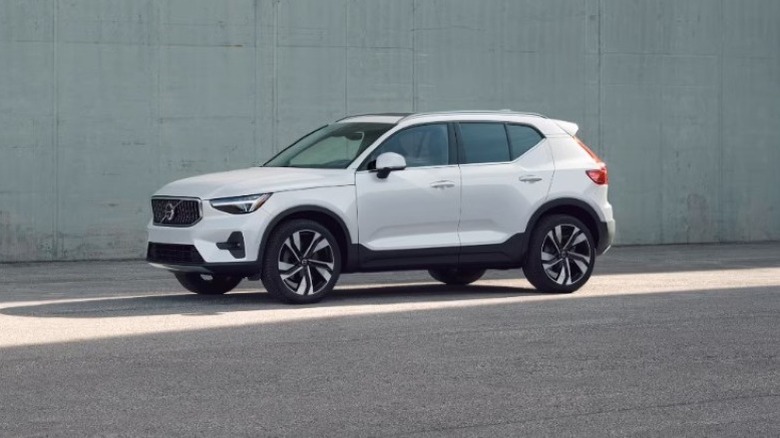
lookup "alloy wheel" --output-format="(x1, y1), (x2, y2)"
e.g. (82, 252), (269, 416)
(277, 229), (335, 296)
(540, 224), (592, 286)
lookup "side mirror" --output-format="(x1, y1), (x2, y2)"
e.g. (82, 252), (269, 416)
(373, 152), (407, 179)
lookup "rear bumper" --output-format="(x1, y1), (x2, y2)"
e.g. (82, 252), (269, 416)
(596, 219), (615, 255)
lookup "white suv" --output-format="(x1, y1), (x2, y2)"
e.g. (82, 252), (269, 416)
(147, 111), (615, 303)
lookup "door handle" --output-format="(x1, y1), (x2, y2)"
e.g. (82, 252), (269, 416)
(519, 175), (543, 183)
(430, 180), (456, 189)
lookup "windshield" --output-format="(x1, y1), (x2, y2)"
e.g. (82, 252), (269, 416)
(264, 122), (395, 169)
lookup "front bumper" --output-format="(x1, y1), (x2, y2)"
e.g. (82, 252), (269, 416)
(147, 260), (260, 276)
(146, 200), (272, 274)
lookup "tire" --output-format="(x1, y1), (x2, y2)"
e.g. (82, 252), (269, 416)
(523, 214), (596, 293)
(428, 267), (486, 285)
(261, 219), (342, 304)
(174, 272), (242, 295)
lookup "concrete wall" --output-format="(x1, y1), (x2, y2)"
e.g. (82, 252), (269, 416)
(1, 0), (779, 261)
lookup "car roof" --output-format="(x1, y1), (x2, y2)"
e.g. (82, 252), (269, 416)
(337, 110), (571, 136)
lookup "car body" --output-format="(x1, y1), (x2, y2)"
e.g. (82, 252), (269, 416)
(147, 111), (615, 303)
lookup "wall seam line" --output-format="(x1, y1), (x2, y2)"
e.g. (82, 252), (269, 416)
(253, 0), (259, 164)
(718, 0), (724, 242)
(597, 0), (603, 152)
(272, 0), (279, 153)
(344, 0), (348, 116)
(412, 0), (417, 112)
(52, 0), (60, 259)
(156, 1), (162, 195)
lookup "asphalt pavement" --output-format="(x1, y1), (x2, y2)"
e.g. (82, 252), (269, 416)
(1, 243), (779, 436)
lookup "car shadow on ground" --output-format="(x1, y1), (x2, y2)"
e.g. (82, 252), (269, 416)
(1, 283), (542, 319)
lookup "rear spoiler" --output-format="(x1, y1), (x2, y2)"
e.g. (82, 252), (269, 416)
(552, 119), (579, 137)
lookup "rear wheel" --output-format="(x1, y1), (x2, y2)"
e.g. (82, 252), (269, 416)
(428, 267), (486, 285)
(523, 214), (595, 293)
(174, 272), (242, 295)
(261, 219), (342, 304)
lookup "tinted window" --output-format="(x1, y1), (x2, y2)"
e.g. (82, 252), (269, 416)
(506, 124), (543, 159)
(459, 123), (510, 164)
(367, 124), (450, 168)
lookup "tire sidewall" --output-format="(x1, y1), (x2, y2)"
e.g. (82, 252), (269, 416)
(261, 219), (342, 304)
(174, 272), (242, 295)
(428, 267), (486, 285)
(524, 215), (595, 293)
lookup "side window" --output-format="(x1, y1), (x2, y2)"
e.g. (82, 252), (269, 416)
(506, 124), (543, 159)
(366, 124), (450, 168)
(458, 123), (510, 164)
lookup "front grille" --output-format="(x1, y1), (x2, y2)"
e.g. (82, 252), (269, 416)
(151, 198), (201, 226)
(147, 243), (205, 265)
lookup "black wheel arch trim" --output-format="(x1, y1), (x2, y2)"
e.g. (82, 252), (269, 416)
(525, 198), (612, 255)
(258, 205), (358, 271)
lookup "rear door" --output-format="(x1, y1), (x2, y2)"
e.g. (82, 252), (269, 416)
(456, 122), (553, 260)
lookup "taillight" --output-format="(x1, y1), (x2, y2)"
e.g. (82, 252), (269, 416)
(576, 136), (609, 185)
(586, 165), (609, 185)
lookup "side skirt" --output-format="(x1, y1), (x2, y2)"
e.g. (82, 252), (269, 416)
(353, 233), (526, 273)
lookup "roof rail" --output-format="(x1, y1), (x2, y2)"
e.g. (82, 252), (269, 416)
(398, 110), (548, 122)
(336, 112), (413, 122)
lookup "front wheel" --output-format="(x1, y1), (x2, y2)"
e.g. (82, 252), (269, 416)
(523, 214), (596, 293)
(174, 272), (242, 295)
(428, 267), (486, 285)
(261, 219), (342, 304)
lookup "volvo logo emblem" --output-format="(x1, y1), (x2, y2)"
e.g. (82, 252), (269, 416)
(162, 202), (176, 222)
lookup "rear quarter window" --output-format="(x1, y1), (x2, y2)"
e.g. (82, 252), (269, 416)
(506, 124), (544, 160)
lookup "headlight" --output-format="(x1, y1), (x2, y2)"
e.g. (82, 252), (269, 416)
(210, 193), (272, 214)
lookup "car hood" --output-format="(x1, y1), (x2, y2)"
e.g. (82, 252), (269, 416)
(153, 167), (355, 199)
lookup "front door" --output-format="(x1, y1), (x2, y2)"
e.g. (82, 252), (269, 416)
(355, 123), (461, 269)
